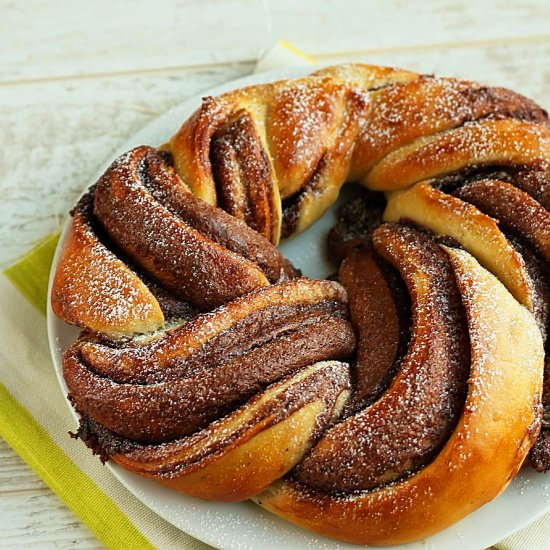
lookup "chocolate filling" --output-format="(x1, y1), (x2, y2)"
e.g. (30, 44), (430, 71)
(64, 279), (356, 443)
(142, 147), (297, 281)
(294, 225), (470, 492)
(74, 360), (351, 468)
(96, 149), (257, 309)
(455, 179), (550, 264)
(326, 188), (386, 265)
(210, 112), (278, 242)
(339, 246), (410, 412)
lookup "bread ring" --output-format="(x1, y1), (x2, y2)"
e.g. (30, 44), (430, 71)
(51, 63), (550, 545)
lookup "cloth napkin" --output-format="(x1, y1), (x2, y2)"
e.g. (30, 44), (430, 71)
(1, 41), (549, 550)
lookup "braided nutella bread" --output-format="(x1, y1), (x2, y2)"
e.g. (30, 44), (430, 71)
(51, 64), (550, 545)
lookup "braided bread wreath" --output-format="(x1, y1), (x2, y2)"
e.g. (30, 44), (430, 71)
(48, 64), (550, 547)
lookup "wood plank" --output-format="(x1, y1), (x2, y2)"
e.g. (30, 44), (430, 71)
(0, 490), (101, 549)
(0, 439), (102, 549)
(1, 0), (266, 83)
(0, 64), (249, 267)
(0, 439), (49, 493)
(270, 0), (550, 58)
(1, 0), (549, 82)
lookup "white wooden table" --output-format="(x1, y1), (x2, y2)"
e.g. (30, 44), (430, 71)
(1, 1), (549, 547)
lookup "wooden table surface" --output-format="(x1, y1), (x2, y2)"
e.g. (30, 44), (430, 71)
(1, 1), (549, 547)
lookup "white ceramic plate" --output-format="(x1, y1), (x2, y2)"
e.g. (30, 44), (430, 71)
(47, 68), (550, 550)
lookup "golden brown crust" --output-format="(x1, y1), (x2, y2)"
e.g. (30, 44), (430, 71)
(312, 63), (420, 90)
(169, 94), (236, 205)
(169, 69), (374, 241)
(384, 180), (537, 310)
(50, 195), (164, 338)
(456, 179), (550, 264)
(366, 118), (550, 191)
(351, 77), (549, 180)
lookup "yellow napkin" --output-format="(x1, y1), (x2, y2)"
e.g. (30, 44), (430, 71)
(2, 41), (549, 550)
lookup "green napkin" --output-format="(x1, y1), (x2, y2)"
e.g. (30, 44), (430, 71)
(4, 232), (60, 314)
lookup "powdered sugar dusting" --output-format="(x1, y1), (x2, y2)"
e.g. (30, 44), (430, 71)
(53, 202), (163, 337)
(355, 77), (549, 176)
(51, 64), (550, 545)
